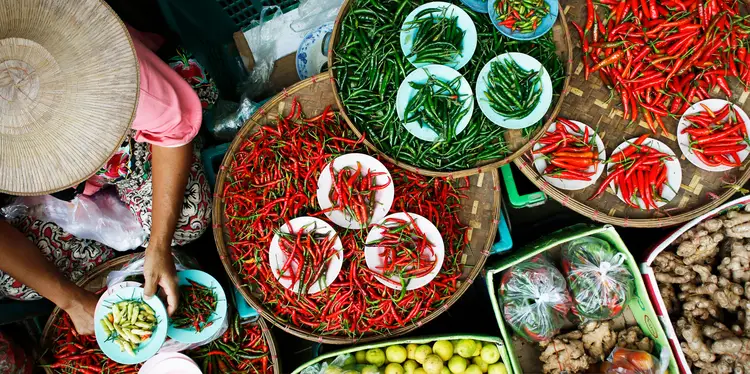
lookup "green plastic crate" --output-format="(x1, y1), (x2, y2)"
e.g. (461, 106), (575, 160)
(292, 335), (512, 374)
(500, 165), (546, 209)
(484, 224), (678, 374)
(218, 0), (301, 31)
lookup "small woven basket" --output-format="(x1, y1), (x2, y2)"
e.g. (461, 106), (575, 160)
(213, 72), (501, 344)
(39, 254), (280, 374)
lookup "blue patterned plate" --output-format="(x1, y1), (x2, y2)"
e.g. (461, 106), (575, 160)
(296, 22), (334, 80)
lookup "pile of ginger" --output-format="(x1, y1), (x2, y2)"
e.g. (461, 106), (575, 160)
(654, 206), (750, 373)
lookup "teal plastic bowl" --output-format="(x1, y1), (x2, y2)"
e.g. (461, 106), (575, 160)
(94, 287), (168, 365)
(167, 270), (228, 344)
(488, 0), (559, 40)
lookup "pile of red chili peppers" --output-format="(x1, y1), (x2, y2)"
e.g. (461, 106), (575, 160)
(45, 312), (141, 373)
(534, 118), (601, 181)
(171, 279), (218, 332)
(186, 314), (272, 374)
(275, 226), (339, 294)
(324, 163), (390, 225)
(572, 0), (750, 134)
(683, 102), (749, 167)
(589, 134), (675, 209)
(222, 99), (468, 337)
(368, 216), (437, 288)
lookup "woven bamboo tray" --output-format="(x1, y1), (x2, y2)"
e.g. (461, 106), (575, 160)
(40, 254), (280, 374)
(513, 2), (750, 228)
(213, 72), (501, 344)
(328, 0), (573, 178)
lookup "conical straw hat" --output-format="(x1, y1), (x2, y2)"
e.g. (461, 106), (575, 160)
(0, 0), (138, 195)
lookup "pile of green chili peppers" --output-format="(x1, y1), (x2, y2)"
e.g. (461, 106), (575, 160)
(334, 0), (565, 171)
(485, 58), (542, 119)
(405, 73), (470, 141)
(405, 7), (464, 65)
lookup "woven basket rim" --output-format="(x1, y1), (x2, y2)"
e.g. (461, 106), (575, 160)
(212, 72), (500, 344)
(514, 157), (750, 227)
(0, 0), (139, 196)
(327, 0), (573, 178)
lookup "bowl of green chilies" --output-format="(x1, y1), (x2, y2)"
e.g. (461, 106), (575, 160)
(489, 0), (558, 40)
(476, 52), (552, 129)
(400, 2), (478, 70)
(396, 64), (474, 142)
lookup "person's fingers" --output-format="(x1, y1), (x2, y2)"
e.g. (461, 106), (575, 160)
(162, 275), (180, 316)
(143, 272), (158, 299)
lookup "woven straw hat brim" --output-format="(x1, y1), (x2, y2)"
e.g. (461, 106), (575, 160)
(0, 0), (139, 196)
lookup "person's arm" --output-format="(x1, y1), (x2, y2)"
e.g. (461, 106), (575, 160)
(0, 221), (98, 334)
(142, 142), (193, 315)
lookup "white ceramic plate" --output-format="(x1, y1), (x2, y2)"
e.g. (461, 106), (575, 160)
(268, 217), (343, 294)
(608, 138), (682, 210)
(364, 212), (445, 290)
(316, 153), (395, 229)
(532, 120), (606, 190)
(139, 353), (201, 374)
(677, 98), (750, 172)
(396, 64), (474, 142)
(400, 2), (478, 69)
(296, 22), (334, 80)
(475, 52), (553, 129)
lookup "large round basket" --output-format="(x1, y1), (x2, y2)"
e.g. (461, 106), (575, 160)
(213, 72), (501, 344)
(512, 2), (750, 228)
(40, 255), (280, 374)
(328, 0), (573, 178)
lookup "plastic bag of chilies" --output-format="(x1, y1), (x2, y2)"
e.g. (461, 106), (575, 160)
(562, 237), (634, 320)
(499, 255), (572, 342)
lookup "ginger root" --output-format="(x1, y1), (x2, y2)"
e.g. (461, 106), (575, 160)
(724, 210), (750, 239)
(539, 331), (590, 374)
(580, 321), (616, 362)
(718, 240), (750, 283)
(677, 231), (724, 265)
(659, 283), (678, 315)
(616, 326), (654, 353)
(677, 317), (715, 364)
(653, 252), (696, 284)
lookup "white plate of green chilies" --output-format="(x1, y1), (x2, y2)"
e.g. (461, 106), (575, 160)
(400, 1), (478, 70)
(396, 64), (474, 142)
(475, 52), (553, 129)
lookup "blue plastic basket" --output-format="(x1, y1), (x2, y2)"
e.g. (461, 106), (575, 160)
(490, 203), (513, 254)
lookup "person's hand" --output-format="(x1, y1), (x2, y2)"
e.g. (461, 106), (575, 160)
(64, 290), (98, 335)
(143, 244), (179, 316)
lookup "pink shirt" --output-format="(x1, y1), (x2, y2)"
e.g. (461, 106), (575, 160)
(128, 27), (202, 147)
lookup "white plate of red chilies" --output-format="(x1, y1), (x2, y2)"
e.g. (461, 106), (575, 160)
(316, 153), (395, 230)
(364, 212), (445, 291)
(677, 99), (750, 172)
(600, 137), (681, 210)
(532, 118), (606, 190)
(269, 216), (344, 294)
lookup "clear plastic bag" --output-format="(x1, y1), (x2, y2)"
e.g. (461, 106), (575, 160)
(289, 0), (343, 33)
(0, 191), (146, 252)
(105, 251), (229, 352)
(299, 353), (357, 374)
(605, 347), (668, 374)
(241, 6), (284, 99)
(209, 97), (264, 141)
(562, 237), (634, 320)
(499, 255), (572, 342)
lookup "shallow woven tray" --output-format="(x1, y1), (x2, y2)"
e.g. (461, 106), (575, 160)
(328, 0), (573, 178)
(213, 72), (501, 344)
(40, 254), (280, 374)
(513, 2), (750, 228)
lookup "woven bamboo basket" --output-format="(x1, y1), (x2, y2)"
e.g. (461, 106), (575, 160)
(512, 2), (750, 228)
(40, 254), (280, 374)
(328, 0), (574, 178)
(213, 72), (501, 344)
